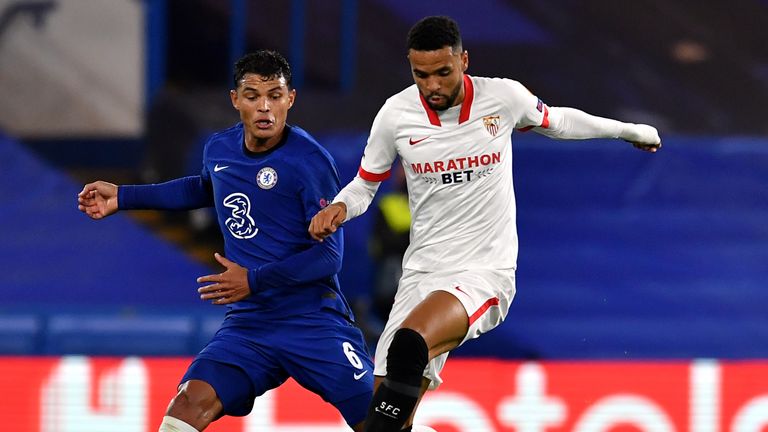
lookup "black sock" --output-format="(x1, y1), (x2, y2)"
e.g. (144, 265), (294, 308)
(364, 329), (428, 432)
(364, 380), (420, 431)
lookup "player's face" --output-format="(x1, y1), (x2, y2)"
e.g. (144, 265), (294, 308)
(230, 73), (295, 149)
(408, 46), (468, 111)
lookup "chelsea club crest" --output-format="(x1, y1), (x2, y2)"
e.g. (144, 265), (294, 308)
(256, 167), (278, 189)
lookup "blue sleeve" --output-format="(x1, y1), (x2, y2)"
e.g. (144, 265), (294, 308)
(247, 149), (344, 290)
(248, 228), (343, 289)
(118, 176), (213, 210)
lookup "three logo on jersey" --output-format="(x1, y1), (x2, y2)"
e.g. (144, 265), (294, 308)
(215, 165), (279, 239)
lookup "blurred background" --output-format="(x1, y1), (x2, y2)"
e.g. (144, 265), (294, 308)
(1, 0), (768, 430)
(0, 0), (768, 359)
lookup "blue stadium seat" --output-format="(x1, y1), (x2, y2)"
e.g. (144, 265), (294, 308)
(45, 314), (196, 356)
(0, 314), (42, 354)
(192, 313), (226, 352)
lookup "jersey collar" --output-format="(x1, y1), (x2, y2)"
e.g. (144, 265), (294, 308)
(418, 74), (474, 127)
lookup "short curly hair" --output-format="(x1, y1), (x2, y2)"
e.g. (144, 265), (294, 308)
(406, 16), (463, 53)
(233, 50), (292, 88)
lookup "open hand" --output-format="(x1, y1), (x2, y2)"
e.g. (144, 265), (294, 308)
(197, 253), (250, 305)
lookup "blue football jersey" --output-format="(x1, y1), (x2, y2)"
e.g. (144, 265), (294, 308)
(200, 123), (352, 320)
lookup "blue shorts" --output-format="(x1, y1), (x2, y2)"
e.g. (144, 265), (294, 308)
(181, 309), (374, 426)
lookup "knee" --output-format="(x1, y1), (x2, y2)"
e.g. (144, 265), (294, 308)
(387, 328), (428, 380)
(167, 381), (221, 427)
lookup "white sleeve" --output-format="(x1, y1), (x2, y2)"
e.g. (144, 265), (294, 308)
(534, 106), (661, 145)
(332, 176), (381, 221)
(332, 100), (398, 221)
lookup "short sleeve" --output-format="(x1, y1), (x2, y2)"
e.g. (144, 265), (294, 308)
(358, 101), (399, 182)
(501, 79), (550, 131)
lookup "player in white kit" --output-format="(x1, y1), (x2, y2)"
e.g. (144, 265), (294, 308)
(309, 16), (661, 432)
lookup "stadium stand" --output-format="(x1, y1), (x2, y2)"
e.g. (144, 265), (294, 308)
(0, 131), (224, 355)
(45, 314), (196, 356)
(3, 0), (768, 360)
(0, 315), (41, 354)
(4, 126), (767, 359)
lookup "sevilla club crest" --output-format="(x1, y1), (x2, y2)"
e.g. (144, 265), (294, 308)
(483, 115), (500, 137)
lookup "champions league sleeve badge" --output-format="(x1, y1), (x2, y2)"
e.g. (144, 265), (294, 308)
(256, 167), (278, 189)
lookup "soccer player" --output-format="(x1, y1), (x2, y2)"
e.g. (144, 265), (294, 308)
(309, 16), (662, 432)
(78, 50), (374, 432)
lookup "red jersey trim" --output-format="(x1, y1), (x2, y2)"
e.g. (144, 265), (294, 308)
(419, 93), (442, 126)
(418, 74), (475, 127)
(517, 104), (550, 132)
(458, 74), (474, 124)
(358, 166), (391, 182)
(468, 297), (500, 326)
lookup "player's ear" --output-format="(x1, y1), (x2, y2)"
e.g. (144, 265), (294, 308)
(230, 89), (239, 109)
(461, 50), (469, 72)
(287, 88), (296, 109)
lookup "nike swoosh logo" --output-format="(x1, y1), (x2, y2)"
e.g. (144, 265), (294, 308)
(353, 370), (368, 380)
(214, 164), (229, 172)
(409, 136), (430, 145)
(455, 286), (470, 296)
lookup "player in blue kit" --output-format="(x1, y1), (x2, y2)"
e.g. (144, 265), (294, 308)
(78, 50), (374, 432)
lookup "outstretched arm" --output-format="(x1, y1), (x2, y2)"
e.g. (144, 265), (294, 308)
(307, 99), (396, 241)
(118, 176), (214, 210)
(78, 176), (213, 220)
(534, 107), (662, 152)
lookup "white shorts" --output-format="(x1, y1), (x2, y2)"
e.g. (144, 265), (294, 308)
(373, 268), (516, 390)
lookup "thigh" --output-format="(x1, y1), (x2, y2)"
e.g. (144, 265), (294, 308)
(278, 311), (375, 427)
(436, 268), (516, 344)
(180, 360), (250, 418)
(375, 270), (464, 389)
(191, 328), (289, 416)
(374, 269), (515, 390)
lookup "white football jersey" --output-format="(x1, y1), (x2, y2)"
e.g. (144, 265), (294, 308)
(357, 75), (549, 271)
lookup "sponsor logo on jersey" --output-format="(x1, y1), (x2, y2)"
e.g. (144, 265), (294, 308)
(411, 152), (501, 185)
(482, 115), (500, 137)
(411, 152), (500, 174)
(223, 192), (258, 239)
(256, 167), (278, 189)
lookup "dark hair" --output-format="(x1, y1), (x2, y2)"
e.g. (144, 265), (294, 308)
(407, 16), (462, 52)
(233, 50), (292, 88)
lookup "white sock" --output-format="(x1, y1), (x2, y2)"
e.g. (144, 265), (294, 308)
(158, 415), (199, 432)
